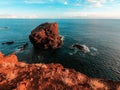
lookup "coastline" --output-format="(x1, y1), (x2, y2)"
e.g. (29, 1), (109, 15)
(0, 52), (120, 90)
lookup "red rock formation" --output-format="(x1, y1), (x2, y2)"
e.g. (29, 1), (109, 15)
(29, 22), (62, 49)
(0, 52), (120, 90)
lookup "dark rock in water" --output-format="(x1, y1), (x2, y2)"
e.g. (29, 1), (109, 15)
(0, 27), (8, 30)
(2, 41), (14, 45)
(3, 27), (8, 29)
(29, 22), (63, 49)
(12, 42), (29, 54)
(72, 44), (90, 53)
(18, 42), (28, 51)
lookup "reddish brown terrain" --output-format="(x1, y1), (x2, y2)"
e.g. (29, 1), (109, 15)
(29, 22), (63, 49)
(0, 52), (120, 90)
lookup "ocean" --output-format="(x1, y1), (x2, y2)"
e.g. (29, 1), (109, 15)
(0, 19), (120, 81)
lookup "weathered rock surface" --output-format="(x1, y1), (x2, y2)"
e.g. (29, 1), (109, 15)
(29, 22), (62, 49)
(0, 52), (120, 90)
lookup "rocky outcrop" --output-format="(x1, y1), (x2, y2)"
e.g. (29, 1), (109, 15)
(0, 52), (120, 90)
(29, 23), (62, 49)
(72, 44), (90, 53)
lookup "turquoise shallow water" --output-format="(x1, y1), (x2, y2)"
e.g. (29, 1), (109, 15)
(0, 19), (120, 81)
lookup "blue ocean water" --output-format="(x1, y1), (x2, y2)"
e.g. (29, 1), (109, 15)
(0, 19), (120, 81)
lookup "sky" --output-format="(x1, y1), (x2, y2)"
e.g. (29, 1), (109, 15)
(0, 0), (120, 19)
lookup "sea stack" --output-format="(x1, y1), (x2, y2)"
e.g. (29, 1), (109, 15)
(29, 22), (62, 49)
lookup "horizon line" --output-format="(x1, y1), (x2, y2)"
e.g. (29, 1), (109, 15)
(0, 18), (120, 19)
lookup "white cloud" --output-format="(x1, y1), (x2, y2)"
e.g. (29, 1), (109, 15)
(92, 2), (103, 7)
(109, 0), (114, 2)
(24, 0), (53, 4)
(63, 11), (120, 19)
(50, 0), (54, 2)
(0, 0), (119, 19)
(63, 12), (88, 17)
(87, 0), (112, 7)
(25, 0), (68, 5)
(74, 3), (81, 6)
(0, 14), (17, 18)
(0, 12), (120, 19)
(24, 0), (116, 8)
(0, 14), (39, 19)
(87, 0), (106, 3)
(64, 1), (68, 5)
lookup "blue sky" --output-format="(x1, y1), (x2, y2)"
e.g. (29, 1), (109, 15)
(0, 0), (120, 18)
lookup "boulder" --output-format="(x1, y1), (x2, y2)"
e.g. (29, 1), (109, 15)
(72, 44), (90, 53)
(29, 22), (62, 49)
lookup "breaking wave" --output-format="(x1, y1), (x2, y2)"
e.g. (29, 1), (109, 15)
(69, 44), (98, 56)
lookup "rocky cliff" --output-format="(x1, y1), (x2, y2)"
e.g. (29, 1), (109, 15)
(29, 23), (62, 49)
(0, 52), (120, 90)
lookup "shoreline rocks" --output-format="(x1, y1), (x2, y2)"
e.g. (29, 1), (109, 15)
(29, 22), (63, 49)
(0, 52), (120, 90)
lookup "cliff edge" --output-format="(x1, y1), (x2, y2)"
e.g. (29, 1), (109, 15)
(0, 52), (120, 90)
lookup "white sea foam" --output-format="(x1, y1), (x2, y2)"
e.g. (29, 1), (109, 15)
(72, 44), (90, 53)
(89, 47), (99, 56)
(61, 35), (64, 41)
(81, 44), (90, 53)
(69, 52), (73, 55)
(69, 44), (99, 57)
(90, 47), (98, 51)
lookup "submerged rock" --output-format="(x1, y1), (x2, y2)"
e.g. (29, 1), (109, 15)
(29, 22), (62, 49)
(0, 27), (8, 30)
(18, 42), (28, 51)
(2, 41), (14, 45)
(13, 42), (29, 54)
(0, 52), (120, 90)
